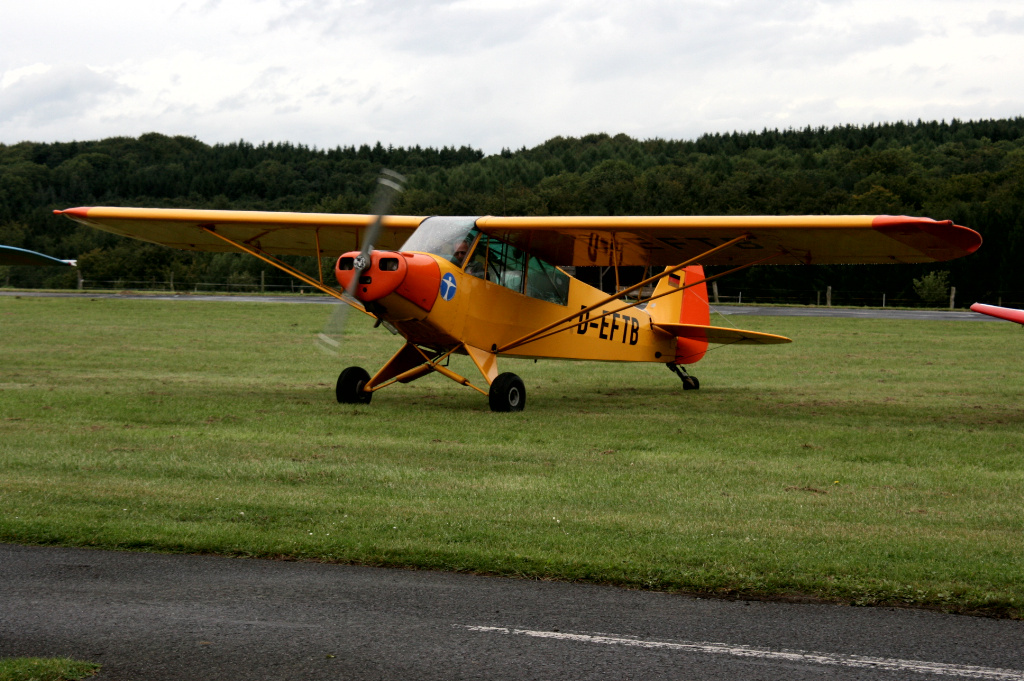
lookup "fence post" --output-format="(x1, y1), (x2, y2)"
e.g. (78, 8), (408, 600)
(169, 271), (174, 292)
(826, 286), (832, 307)
(882, 293), (886, 308)
(738, 292), (742, 304)
(712, 281), (719, 304)
(950, 286), (956, 310)
(261, 271), (265, 294)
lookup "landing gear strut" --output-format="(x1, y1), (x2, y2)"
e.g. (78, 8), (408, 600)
(667, 363), (700, 390)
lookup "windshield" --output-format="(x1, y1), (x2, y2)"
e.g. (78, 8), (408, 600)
(400, 215), (568, 306)
(400, 217), (478, 263)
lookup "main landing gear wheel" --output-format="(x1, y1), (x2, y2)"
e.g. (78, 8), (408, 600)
(489, 372), (525, 412)
(336, 366), (372, 404)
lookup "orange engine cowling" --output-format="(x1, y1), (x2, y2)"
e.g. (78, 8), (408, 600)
(334, 251), (441, 312)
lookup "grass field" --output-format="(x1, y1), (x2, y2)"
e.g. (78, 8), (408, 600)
(0, 657), (99, 681)
(1, 295), (1022, 618)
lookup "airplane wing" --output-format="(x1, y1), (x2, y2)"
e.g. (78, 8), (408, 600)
(652, 323), (792, 345)
(56, 208), (980, 267)
(0, 245), (76, 267)
(970, 303), (1024, 325)
(55, 207), (425, 256)
(475, 215), (982, 267)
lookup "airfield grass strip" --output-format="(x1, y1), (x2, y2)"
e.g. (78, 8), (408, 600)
(0, 657), (100, 681)
(1, 296), (1022, 617)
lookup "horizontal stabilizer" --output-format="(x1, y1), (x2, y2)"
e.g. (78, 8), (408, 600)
(652, 322), (792, 345)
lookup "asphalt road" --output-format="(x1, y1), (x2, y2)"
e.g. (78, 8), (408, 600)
(2, 544), (1023, 680)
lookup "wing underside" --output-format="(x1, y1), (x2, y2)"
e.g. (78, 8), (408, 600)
(476, 215), (982, 267)
(56, 208), (981, 267)
(56, 207), (425, 257)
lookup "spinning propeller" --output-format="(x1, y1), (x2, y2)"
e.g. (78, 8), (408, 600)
(315, 169), (406, 355)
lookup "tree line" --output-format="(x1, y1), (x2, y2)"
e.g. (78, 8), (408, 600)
(1, 119), (1022, 305)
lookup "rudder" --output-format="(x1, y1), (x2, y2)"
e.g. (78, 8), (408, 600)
(647, 265), (709, 364)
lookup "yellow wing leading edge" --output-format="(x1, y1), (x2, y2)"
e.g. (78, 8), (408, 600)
(56, 208), (981, 265)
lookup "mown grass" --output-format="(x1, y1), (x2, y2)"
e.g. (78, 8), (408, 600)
(0, 658), (99, 681)
(1, 295), (1022, 617)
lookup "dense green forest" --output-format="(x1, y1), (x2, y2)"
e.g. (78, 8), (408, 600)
(2, 118), (1023, 306)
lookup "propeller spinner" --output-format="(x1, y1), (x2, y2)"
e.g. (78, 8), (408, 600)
(315, 169), (406, 355)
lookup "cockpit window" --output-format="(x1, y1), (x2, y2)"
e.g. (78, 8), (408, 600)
(526, 255), (570, 305)
(468, 234), (568, 305)
(400, 216), (568, 306)
(400, 216), (478, 263)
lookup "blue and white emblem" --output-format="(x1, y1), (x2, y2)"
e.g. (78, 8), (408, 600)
(440, 272), (457, 301)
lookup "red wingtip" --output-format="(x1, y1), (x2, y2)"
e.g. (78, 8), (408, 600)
(970, 303), (1024, 324)
(872, 215), (983, 257)
(54, 207), (92, 218)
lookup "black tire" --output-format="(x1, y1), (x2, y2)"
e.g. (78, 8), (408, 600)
(489, 372), (526, 412)
(683, 375), (700, 391)
(336, 366), (372, 404)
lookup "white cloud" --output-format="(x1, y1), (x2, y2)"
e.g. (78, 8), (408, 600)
(975, 10), (1024, 35)
(0, 64), (126, 126)
(0, 0), (1021, 152)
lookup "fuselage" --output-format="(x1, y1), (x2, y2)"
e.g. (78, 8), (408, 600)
(335, 217), (692, 364)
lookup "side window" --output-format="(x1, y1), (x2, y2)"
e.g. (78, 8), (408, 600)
(525, 256), (570, 305)
(464, 233), (490, 281)
(469, 234), (567, 305)
(486, 236), (527, 294)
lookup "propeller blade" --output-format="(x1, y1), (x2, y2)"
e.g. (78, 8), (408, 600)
(315, 169), (406, 356)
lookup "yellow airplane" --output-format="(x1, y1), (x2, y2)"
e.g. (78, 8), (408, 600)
(56, 186), (981, 411)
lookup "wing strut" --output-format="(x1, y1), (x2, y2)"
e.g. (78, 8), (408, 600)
(496, 235), (774, 353)
(495, 235), (752, 353)
(315, 229), (326, 286)
(200, 225), (349, 303)
(365, 342), (489, 396)
(500, 252), (780, 352)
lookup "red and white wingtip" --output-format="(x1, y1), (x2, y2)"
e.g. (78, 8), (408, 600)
(970, 303), (1024, 325)
(53, 207), (91, 218)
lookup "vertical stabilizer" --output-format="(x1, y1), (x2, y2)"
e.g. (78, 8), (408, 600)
(647, 265), (709, 364)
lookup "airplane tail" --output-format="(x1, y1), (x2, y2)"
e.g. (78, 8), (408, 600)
(647, 265), (709, 364)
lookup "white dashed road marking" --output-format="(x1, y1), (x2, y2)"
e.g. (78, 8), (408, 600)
(458, 625), (1024, 679)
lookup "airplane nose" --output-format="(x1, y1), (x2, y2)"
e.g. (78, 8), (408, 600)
(335, 251), (441, 311)
(335, 251), (407, 302)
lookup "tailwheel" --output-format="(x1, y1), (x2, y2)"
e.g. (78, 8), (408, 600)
(666, 363), (700, 390)
(336, 366), (372, 404)
(489, 372), (525, 412)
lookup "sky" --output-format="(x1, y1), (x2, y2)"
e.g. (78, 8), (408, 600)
(2, 0), (1023, 155)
